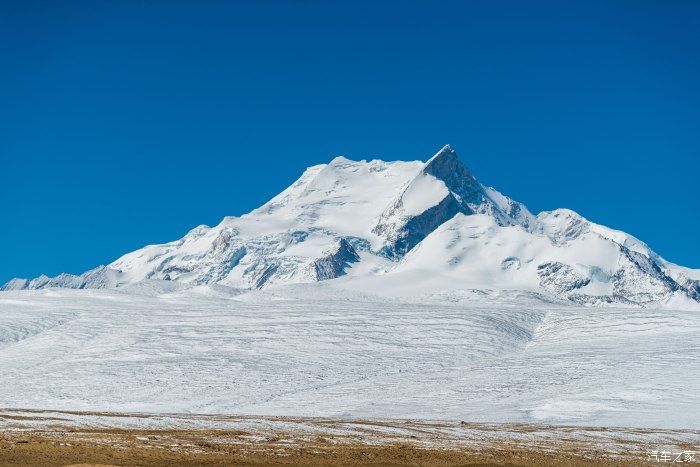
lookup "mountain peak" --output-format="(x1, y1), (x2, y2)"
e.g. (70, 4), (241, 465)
(423, 144), (470, 178)
(425, 144), (456, 165)
(420, 144), (484, 207)
(329, 155), (352, 164)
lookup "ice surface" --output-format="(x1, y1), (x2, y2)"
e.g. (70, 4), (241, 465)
(1, 285), (698, 429)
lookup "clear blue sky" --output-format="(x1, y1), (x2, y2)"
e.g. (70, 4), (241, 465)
(1, 1), (699, 283)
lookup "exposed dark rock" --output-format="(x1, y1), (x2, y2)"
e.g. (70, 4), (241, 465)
(378, 193), (468, 259)
(611, 246), (680, 303)
(253, 263), (279, 289)
(423, 145), (487, 207)
(537, 262), (591, 294)
(313, 238), (360, 281)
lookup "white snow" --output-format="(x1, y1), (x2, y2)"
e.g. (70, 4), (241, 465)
(0, 285), (698, 429)
(397, 173), (449, 216)
(249, 156), (425, 245)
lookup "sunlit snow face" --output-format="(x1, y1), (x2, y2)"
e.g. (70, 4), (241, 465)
(4, 146), (698, 308)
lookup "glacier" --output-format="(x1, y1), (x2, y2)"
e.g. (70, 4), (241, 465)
(1, 285), (698, 429)
(4, 144), (698, 308)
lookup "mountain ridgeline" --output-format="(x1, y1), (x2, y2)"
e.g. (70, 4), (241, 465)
(4, 145), (699, 308)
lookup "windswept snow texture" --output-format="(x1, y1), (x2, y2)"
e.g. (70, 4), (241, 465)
(0, 286), (698, 429)
(3, 144), (699, 308)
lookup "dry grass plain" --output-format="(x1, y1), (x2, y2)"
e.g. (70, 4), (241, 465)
(2, 409), (697, 466)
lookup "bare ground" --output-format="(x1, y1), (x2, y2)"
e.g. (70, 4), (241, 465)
(0, 409), (697, 466)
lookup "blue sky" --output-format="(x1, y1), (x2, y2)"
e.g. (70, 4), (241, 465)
(1, 1), (699, 283)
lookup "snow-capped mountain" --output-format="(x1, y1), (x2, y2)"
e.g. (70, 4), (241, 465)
(4, 145), (699, 307)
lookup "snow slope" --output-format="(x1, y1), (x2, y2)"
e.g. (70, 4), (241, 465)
(1, 286), (698, 429)
(3, 145), (699, 308)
